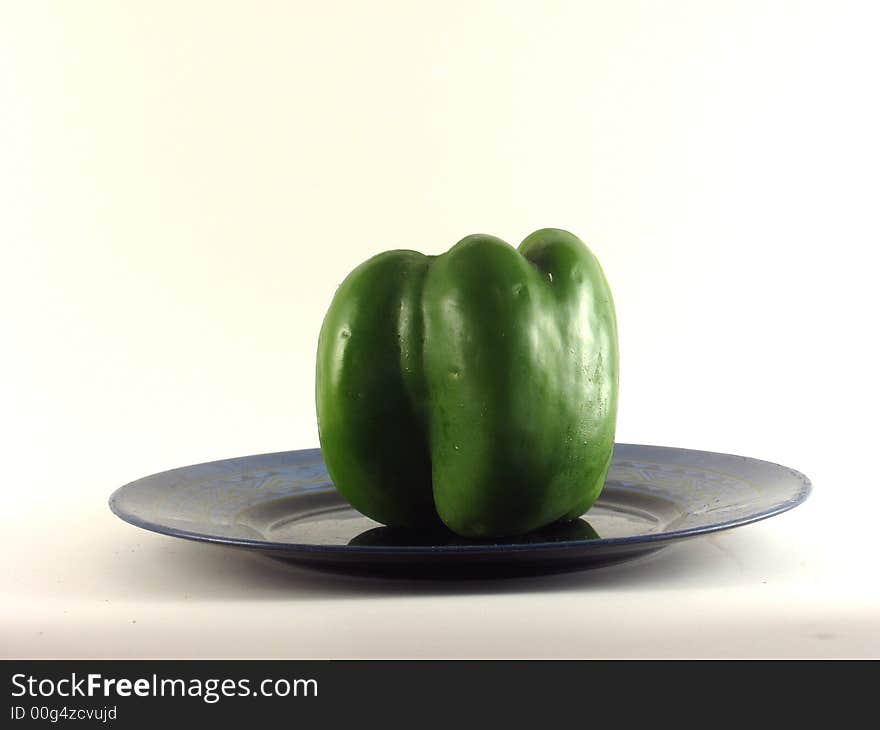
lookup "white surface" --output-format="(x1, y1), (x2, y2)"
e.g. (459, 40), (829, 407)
(2, 1), (879, 658)
(2, 476), (879, 658)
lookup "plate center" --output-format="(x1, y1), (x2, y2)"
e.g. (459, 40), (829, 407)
(233, 485), (686, 546)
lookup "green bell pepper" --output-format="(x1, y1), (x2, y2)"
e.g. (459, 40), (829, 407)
(315, 228), (618, 538)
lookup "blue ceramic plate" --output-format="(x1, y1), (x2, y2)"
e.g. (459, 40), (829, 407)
(109, 444), (811, 578)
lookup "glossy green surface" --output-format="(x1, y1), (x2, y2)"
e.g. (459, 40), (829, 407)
(316, 228), (618, 537)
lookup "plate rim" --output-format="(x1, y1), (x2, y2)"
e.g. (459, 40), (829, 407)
(108, 443), (812, 555)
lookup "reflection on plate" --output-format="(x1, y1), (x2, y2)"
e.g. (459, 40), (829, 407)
(109, 443), (811, 578)
(348, 518), (600, 548)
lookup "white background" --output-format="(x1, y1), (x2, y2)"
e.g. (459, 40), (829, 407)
(2, 1), (878, 657)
